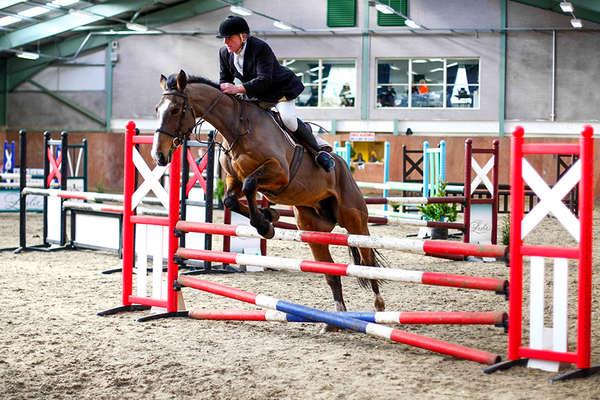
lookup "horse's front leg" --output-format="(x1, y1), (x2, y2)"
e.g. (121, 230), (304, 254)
(223, 177), (278, 224)
(223, 175), (250, 217)
(242, 173), (275, 239)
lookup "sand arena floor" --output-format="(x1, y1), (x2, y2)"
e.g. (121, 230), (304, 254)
(1, 210), (600, 400)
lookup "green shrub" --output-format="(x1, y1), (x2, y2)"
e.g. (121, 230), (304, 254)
(214, 178), (225, 202)
(501, 214), (510, 245)
(417, 184), (458, 222)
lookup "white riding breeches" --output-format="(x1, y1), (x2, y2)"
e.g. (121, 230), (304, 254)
(275, 99), (298, 132)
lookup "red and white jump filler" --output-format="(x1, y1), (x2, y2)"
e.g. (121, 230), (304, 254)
(484, 125), (599, 382)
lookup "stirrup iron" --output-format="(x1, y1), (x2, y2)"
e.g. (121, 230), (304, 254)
(316, 151), (335, 172)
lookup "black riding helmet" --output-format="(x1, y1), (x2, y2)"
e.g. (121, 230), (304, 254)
(216, 16), (250, 38)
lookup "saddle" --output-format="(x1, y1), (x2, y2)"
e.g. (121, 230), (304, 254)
(244, 96), (332, 153)
(267, 108), (333, 153)
(224, 96), (304, 197)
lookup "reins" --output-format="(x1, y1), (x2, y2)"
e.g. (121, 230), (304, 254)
(220, 95), (252, 155)
(157, 88), (251, 156)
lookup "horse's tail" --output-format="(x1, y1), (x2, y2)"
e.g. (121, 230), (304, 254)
(348, 247), (389, 289)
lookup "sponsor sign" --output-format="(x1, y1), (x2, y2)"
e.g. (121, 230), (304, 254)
(349, 132), (375, 142)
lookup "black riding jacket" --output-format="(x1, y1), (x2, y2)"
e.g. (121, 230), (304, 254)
(219, 36), (304, 103)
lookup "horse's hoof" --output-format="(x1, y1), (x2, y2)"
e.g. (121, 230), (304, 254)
(257, 222), (275, 239)
(264, 224), (275, 239)
(223, 196), (238, 210)
(261, 208), (280, 223)
(374, 296), (385, 312)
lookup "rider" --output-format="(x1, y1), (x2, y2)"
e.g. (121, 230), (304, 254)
(216, 15), (335, 172)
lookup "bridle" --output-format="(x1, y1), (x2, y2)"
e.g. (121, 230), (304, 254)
(155, 89), (224, 149)
(156, 87), (251, 157)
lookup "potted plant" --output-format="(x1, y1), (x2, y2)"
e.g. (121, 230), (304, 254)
(417, 184), (458, 240)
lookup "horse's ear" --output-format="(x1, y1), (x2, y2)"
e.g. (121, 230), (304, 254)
(160, 74), (167, 90)
(177, 70), (187, 92)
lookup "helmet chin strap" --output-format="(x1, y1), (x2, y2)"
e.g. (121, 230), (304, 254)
(235, 33), (247, 54)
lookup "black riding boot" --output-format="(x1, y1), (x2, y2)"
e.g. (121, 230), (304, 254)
(293, 119), (335, 172)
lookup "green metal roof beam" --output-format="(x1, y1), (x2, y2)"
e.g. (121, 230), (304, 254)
(6, 0), (226, 90)
(8, 0), (225, 66)
(6, 34), (112, 90)
(0, 0), (162, 52)
(134, 0), (225, 29)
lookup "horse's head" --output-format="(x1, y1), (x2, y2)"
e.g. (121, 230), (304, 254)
(152, 70), (197, 166)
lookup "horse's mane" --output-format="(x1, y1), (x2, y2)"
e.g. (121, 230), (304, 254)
(166, 73), (220, 90)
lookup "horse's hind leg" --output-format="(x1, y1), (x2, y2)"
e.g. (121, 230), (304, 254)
(295, 206), (347, 331)
(337, 204), (385, 312)
(350, 246), (385, 312)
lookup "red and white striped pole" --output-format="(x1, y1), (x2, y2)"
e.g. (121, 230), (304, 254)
(188, 309), (507, 326)
(176, 220), (507, 260)
(175, 247), (507, 293)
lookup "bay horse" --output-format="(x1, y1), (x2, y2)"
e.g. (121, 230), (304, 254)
(152, 70), (386, 323)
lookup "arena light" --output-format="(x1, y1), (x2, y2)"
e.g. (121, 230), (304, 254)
(0, 15), (20, 26)
(126, 22), (149, 32)
(16, 50), (40, 60)
(405, 19), (421, 29)
(0, 0), (26, 10)
(230, 5), (252, 16)
(19, 6), (50, 17)
(69, 8), (94, 19)
(273, 20), (292, 30)
(50, 0), (79, 5)
(571, 18), (583, 28)
(375, 3), (395, 14)
(560, 2), (573, 13)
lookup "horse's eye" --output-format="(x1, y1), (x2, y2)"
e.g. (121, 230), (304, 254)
(171, 108), (179, 115)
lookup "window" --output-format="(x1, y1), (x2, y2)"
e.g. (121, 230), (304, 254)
(376, 58), (479, 109)
(446, 59), (479, 108)
(281, 59), (357, 108)
(376, 60), (409, 107)
(327, 0), (356, 27)
(377, 0), (407, 26)
(411, 58), (443, 108)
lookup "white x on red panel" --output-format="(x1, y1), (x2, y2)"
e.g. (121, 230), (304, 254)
(521, 158), (581, 241)
(131, 147), (169, 210)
